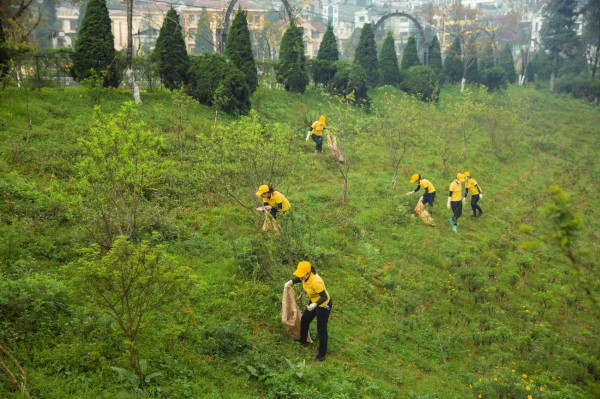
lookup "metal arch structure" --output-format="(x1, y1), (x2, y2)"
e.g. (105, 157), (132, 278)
(372, 12), (432, 65)
(216, 0), (295, 53)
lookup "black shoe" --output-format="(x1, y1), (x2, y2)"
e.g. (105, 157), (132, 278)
(477, 212), (483, 217)
(315, 354), (326, 362)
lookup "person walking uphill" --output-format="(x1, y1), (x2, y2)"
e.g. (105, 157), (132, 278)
(447, 173), (465, 233)
(306, 115), (326, 154)
(256, 185), (290, 219)
(463, 171), (483, 217)
(406, 174), (437, 213)
(284, 261), (332, 362)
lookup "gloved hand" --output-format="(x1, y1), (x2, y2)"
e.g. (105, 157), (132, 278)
(479, 194), (483, 199)
(447, 199), (451, 210)
(405, 191), (414, 196)
(307, 303), (317, 311)
(284, 280), (293, 288)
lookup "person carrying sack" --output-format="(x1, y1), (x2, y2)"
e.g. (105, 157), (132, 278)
(256, 184), (290, 219)
(306, 115), (326, 154)
(406, 173), (437, 214)
(462, 171), (483, 217)
(447, 173), (465, 233)
(284, 261), (331, 362)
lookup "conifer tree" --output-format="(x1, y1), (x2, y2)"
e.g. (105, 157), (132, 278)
(498, 45), (516, 83)
(400, 36), (420, 70)
(378, 32), (400, 86)
(0, 20), (9, 79)
(313, 24), (339, 86)
(428, 35), (443, 82)
(480, 41), (495, 70)
(225, 9), (258, 94)
(194, 10), (214, 54)
(353, 23), (378, 87)
(72, 0), (119, 87)
(154, 8), (189, 90)
(276, 24), (308, 93)
(444, 36), (463, 84)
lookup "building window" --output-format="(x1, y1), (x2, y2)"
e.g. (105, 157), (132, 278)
(327, 6), (333, 25)
(70, 20), (78, 31)
(359, 16), (365, 22)
(189, 15), (196, 23)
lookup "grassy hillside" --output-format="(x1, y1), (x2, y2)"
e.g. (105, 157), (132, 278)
(0, 84), (598, 399)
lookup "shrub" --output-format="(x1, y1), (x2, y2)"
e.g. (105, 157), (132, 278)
(480, 67), (508, 92)
(401, 65), (439, 102)
(328, 61), (371, 108)
(555, 74), (600, 102)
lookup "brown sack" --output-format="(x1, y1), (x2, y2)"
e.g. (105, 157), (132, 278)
(262, 213), (281, 232)
(327, 133), (345, 163)
(281, 285), (313, 343)
(414, 199), (436, 227)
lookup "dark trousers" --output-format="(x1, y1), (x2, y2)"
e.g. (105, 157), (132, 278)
(471, 195), (483, 215)
(423, 192), (436, 209)
(451, 201), (462, 223)
(311, 134), (323, 152)
(300, 300), (332, 357)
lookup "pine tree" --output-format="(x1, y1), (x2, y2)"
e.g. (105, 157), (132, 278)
(581, 0), (600, 78)
(428, 35), (443, 80)
(0, 20), (9, 79)
(194, 10), (214, 54)
(313, 25), (339, 86)
(72, 0), (119, 87)
(225, 9), (258, 94)
(498, 45), (516, 83)
(276, 24), (308, 93)
(400, 36), (420, 70)
(540, 0), (579, 90)
(153, 8), (189, 90)
(444, 36), (463, 84)
(32, 0), (58, 49)
(378, 32), (400, 86)
(353, 23), (378, 87)
(480, 40), (495, 70)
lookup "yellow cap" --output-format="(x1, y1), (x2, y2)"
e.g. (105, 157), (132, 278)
(463, 171), (471, 177)
(410, 174), (420, 183)
(255, 185), (270, 196)
(293, 261), (312, 277)
(456, 173), (465, 180)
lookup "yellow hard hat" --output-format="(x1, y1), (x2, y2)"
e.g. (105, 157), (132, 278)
(456, 173), (465, 180)
(319, 115), (326, 123)
(410, 174), (420, 183)
(463, 171), (471, 177)
(293, 261), (312, 277)
(255, 185), (270, 196)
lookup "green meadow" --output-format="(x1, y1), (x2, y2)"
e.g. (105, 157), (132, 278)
(0, 84), (598, 398)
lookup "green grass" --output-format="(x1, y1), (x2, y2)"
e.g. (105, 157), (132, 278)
(0, 84), (598, 398)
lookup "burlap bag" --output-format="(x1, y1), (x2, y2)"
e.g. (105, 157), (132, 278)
(415, 198), (436, 227)
(281, 285), (313, 343)
(262, 213), (281, 232)
(327, 133), (345, 163)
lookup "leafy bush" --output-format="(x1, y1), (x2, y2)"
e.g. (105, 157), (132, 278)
(202, 321), (251, 357)
(328, 61), (371, 108)
(401, 65), (439, 102)
(187, 53), (251, 115)
(480, 67), (508, 92)
(555, 74), (600, 102)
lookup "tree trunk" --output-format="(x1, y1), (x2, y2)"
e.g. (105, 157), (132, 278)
(126, 0), (141, 103)
(460, 77), (466, 93)
(550, 52), (557, 92)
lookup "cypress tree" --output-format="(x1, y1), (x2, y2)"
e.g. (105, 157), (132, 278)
(480, 41), (495, 70)
(225, 9), (258, 94)
(72, 0), (119, 87)
(194, 10), (214, 54)
(498, 45), (516, 83)
(276, 24), (309, 93)
(154, 8), (189, 90)
(444, 36), (463, 84)
(378, 32), (400, 86)
(353, 23), (378, 87)
(0, 20), (9, 79)
(400, 35), (420, 70)
(428, 35), (443, 82)
(313, 24), (339, 86)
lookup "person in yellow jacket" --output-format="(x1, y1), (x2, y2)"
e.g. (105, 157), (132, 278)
(447, 173), (465, 232)
(306, 115), (326, 153)
(406, 174), (437, 213)
(463, 171), (483, 217)
(256, 185), (290, 219)
(284, 261), (331, 362)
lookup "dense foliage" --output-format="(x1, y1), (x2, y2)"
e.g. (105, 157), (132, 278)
(378, 32), (401, 86)
(498, 45), (516, 84)
(312, 24), (339, 87)
(0, 20), (8, 79)
(225, 10), (258, 94)
(353, 23), (378, 87)
(428, 35), (444, 84)
(400, 35), (420, 70)
(276, 24), (309, 93)
(444, 36), (463, 84)
(153, 8), (189, 90)
(400, 65), (440, 101)
(328, 61), (371, 108)
(71, 0), (119, 87)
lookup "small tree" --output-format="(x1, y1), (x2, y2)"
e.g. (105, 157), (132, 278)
(328, 61), (370, 108)
(276, 24), (309, 93)
(0, 20), (9, 80)
(353, 23), (378, 87)
(480, 40), (495, 70)
(498, 44), (516, 83)
(400, 35), (421, 70)
(154, 8), (189, 90)
(581, 0), (600, 79)
(312, 24), (338, 86)
(378, 32), (400, 86)
(225, 9), (258, 94)
(72, 236), (191, 382)
(401, 65), (439, 102)
(193, 10), (214, 54)
(428, 35), (444, 83)
(72, 0), (119, 87)
(444, 36), (463, 84)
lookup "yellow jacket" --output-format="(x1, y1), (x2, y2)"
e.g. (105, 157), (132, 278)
(262, 191), (290, 212)
(449, 181), (462, 201)
(465, 179), (481, 195)
(311, 115), (326, 136)
(302, 273), (331, 307)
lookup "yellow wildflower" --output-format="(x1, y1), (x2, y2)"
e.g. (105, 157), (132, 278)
(527, 395), (532, 399)
(522, 374), (528, 379)
(478, 394), (482, 399)
(526, 386), (531, 391)
(493, 377), (498, 381)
